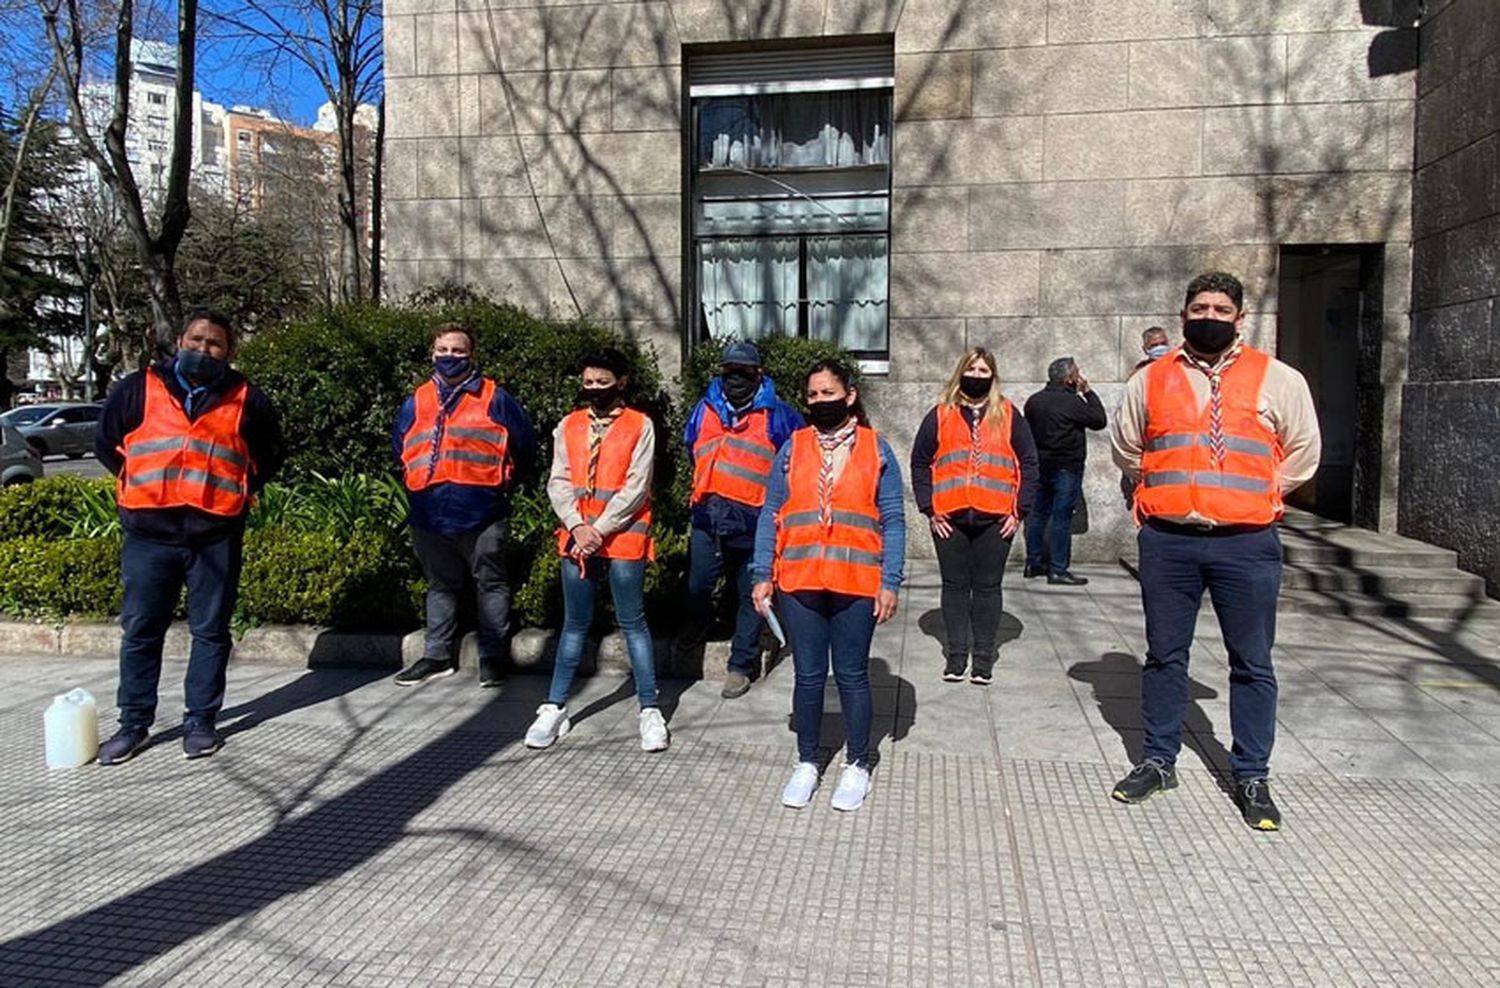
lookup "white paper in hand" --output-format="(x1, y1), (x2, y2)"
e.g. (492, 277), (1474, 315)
(763, 605), (787, 647)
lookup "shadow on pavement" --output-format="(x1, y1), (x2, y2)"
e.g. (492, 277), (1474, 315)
(1068, 652), (1234, 793)
(915, 608), (1025, 660)
(218, 666), (390, 739)
(789, 656), (913, 772)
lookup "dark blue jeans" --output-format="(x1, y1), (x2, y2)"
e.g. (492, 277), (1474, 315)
(411, 518), (510, 663)
(1025, 465), (1083, 575)
(1137, 522), (1282, 779)
(117, 529), (243, 730)
(548, 556), (658, 708)
(779, 590), (876, 768)
(685, 526), (762, 674)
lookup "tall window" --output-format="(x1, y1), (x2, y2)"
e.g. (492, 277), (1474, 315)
(689, 46), (893, 365)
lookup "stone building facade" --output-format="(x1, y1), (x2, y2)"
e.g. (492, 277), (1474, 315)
(383, 0), (1425, 562)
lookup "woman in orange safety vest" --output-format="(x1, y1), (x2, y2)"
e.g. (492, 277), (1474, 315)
(526, 348), (670, 754)
(909, 347), (1038, 685)
(750, 359), (906, 814)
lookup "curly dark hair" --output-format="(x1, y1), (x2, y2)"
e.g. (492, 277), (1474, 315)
(1183, 271), (1244, 311)
(804, 358), (869, 427)
(181, 307), (236, 348)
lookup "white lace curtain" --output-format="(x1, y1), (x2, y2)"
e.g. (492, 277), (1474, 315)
(697, 91), (891, 171)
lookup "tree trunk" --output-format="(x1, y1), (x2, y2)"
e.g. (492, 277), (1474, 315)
(336, 73), (363, 302)
(369, 94), (385, 302)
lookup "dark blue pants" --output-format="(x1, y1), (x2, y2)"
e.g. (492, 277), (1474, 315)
(411, 518), (510, 664)
(1025, 465), (1083, 575)
(685, 526), (763, 675)
(117, 529), (243, 730)
(779, 590), (876, 768)
(1137, 522), (1282, 779)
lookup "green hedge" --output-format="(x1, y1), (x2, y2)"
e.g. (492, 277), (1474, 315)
(0, 537), (123, 619)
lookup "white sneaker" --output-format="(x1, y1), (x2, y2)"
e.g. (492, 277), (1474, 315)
(830, 763), (872, 812)
(524, 703), (570, 749)
(781, 761), (820, 809)
(639, 707), (670, 752)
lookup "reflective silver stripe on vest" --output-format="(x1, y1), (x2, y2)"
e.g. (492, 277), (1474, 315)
(1143, 470), (1271, 493)
(442, 450), (500, 466)
(780, 544), (883, 567)
(720, 436), (774, 460)
(444, 425), (505, 443)
(621, 520), (651, 536)
(933, 476), (1015, 496)
(403, 429), (435, 451)
(781, 509), (881, 533)
(127, 467), (244, 495)
(978, 453), (1016, 470)
(712, 461), (770, 487)
(1146, 433), (1272, 458)
(127, 436), (247, 468)
(933, 450), (968, 469)
(574, 486), (618, 502)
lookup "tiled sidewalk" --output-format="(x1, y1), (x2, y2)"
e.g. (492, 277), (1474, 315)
(3, 563), (1499, 986)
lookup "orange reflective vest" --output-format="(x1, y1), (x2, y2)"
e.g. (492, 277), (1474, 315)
(117, 369), (252, 516)
(554, 407), (654, 561)
(691, 407), (777, 508)
(401, 378), (511, 492)
(930, 401), (1019, 518)
(774, 426), (884, 599)
(1135, 347), (1283, 526)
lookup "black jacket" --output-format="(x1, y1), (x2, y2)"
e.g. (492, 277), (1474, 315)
(910, 402), (1040, 524)
(1023, 383), (1107, 471)
(96, 361), (286, 545)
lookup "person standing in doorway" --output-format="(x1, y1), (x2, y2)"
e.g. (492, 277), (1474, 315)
(527, 348), (669, 754)
(751, 360), (906, 813)
(1110, 271), (1320, 831)
(1023, 357), (1107, 585)
(94, 308), (285, 764)
(910, 347), (1038, 685)
(679, 341), (803, 698)
(391, 322), (535, 690)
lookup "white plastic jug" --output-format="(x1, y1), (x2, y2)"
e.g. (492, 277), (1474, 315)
(44, 688), (99, 768)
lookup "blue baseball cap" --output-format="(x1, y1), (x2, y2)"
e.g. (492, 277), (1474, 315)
(720, 341), (762, 368)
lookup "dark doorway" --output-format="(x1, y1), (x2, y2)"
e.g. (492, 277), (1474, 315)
(1276, 245), (1385, 527)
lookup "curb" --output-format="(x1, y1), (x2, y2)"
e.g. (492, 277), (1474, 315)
(0, 619), (755, 681)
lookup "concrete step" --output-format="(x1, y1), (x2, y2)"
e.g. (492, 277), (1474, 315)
(1277, 589), (1500, 621)
(1280, 563), (1486, 596)
(1278, 509), (1459, 569)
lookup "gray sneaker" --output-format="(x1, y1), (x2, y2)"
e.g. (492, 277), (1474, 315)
(97, 727), (149, 766)
(721, 671), (752, 699)
(394, 657), (457, 687)
(182, 723), (223, 760)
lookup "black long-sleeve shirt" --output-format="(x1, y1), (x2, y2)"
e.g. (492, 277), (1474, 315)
(96, 361), (286, 545)
(1023, 383), (1107, 471)
(910, 402), (1040, 523)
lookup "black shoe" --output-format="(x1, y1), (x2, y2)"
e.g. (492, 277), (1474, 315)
(1023, 566), (1045, 579)
(182, 722), (223, 760)
(478, 656), (504, 688)
(394, 657), (457, 687)
(942, 657), (967, 683)
(1047, 570), (1089, 586)
(1235, 777), (1282, 831)
(1111, 758), (1178, 803)
(969, 672), (993, 686)
(97, 726), (149, 766)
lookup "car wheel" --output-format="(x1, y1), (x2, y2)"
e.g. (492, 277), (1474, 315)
(2, 474), (34, 486)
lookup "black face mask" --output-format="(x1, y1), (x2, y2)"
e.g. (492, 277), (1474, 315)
(1183, 318), (1238, 357)
(177, 348), (227, 384)
(578, 385), (621, 411)
(806, 398), (851, 431)
(958, 374), (992, 399)
(721, 371), (759, 407)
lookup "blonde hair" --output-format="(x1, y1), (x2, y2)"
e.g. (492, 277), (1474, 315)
(939, 347), (1008, 430)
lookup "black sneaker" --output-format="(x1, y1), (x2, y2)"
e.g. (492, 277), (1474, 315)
(478, 656), (504, 689)
(1048, 570), (1089, 586)
(942, 657), (966, 683)
(1111, 758), (1178, 803)
(1235, 777), (1282, 831)
(182, 723), (223, 760)
(394, 657), (457, 687)
(97, 727), (149, 766)
(969, 670), (993, 686)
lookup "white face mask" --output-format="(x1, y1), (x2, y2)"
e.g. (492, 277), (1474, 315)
(1145, 344), (1170, 361)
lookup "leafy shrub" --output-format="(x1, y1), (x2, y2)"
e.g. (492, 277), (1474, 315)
(236, 527), (420, 628)
(0, 537), (123, 619)
(0, 476), (116, 541)
(248, 472), (408, 538)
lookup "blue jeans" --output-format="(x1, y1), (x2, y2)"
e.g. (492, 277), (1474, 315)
(1025, 465), (1083, 575)
(685, 526), (762, 674)
(117, 529), (243, 730)
(411, 518), (510, 663)
(548, 556), (658, 708)
(1137, 522), (1282, 779)
(779, 590), (876, 768)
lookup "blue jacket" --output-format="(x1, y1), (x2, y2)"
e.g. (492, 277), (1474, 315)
(684, 374), (803, 547)
(392, 375), (537, 536)
(752, 429), (908, 593)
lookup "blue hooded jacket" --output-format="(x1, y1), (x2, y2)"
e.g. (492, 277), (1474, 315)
(684, 374), (804, 547)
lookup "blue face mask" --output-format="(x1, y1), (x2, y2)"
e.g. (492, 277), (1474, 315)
(176, 348), (227, 384)
(1145, 344), (1170, 361)
(433, 355), (472, 379)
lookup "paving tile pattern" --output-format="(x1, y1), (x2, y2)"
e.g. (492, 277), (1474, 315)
(3, 564), (1500, 985)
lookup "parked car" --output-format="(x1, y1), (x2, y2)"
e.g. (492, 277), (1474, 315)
(0, 421), (44, 485)
(0, 403), (103, 459)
